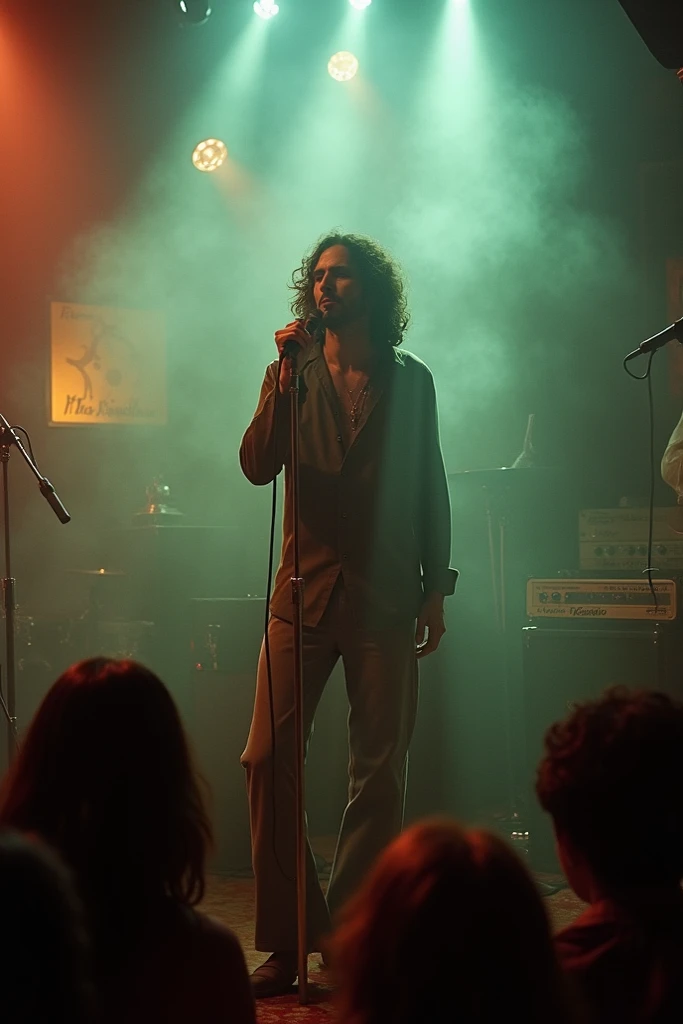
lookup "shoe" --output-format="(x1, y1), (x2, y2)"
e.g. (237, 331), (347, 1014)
(250, 951), (299, 998)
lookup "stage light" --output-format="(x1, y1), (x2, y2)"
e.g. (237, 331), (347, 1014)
(349, 0), (372, 8)
(192, 138), (228, 172)
(176, 0), (212, 25)
(328, 51), (359, 82)
(253, 0), (279, 18)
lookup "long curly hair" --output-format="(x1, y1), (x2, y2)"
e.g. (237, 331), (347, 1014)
(290, 232), (410, 348)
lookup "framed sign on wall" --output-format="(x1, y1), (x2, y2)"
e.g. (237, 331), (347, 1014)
(49, 302), (167, 425)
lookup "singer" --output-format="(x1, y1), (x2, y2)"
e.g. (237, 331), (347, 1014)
(239, 232), (457, 997)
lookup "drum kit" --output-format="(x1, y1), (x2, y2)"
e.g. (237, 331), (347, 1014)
(13, 567), (155, 678)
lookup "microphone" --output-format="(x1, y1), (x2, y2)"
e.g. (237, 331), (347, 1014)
(281, 309), (323, 361)
(624, 317), (683, 362)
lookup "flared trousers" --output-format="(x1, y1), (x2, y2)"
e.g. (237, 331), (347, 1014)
(241, 581), (419, 952)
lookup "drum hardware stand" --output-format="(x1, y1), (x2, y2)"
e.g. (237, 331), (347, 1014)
(0, 413), (70, 762)
(483, 486), (518, 823)
(484, 476), (564, 893)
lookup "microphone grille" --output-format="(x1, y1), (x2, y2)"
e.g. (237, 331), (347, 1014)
(305, 309), (323, 335)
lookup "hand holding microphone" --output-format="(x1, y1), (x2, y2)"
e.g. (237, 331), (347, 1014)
(275, 311), (322, 394)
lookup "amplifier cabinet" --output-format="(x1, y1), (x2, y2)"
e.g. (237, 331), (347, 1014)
(526, 578), (677, 621)
(521, 625), (683, 870)
(579, 508), (683, 572)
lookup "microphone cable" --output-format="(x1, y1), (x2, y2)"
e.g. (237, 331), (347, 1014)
(258, 314), (321, 884)
(260, 350), (297, 883)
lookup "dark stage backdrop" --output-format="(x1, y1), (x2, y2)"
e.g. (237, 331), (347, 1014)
(0, 0), (682, 823)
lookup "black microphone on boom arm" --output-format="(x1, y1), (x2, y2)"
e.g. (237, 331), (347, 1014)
(624, 317), (683, 363)
(281, 310), (323, 361)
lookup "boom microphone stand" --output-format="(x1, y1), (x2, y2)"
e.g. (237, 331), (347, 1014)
(0, 413), (70, 761)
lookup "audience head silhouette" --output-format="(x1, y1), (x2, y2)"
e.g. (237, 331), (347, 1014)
(0, 659), (255, 1023)
(537, 687), (683, 899)
(0, 828), (96, 1024)
(0, 658), (212, 949)
(331, 817), (574, 1024)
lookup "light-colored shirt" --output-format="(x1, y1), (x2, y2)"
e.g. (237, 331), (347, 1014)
(661, 411), (683, 500)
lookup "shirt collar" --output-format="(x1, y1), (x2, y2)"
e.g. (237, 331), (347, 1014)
(300, 338), (400, 376)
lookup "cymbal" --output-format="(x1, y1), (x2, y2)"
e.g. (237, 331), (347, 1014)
(447, 466), (554, 485)
(448, 466), (553, 477)
(66, 568), (126, 577)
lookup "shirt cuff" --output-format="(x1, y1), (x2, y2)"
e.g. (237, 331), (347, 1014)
(423, 568), (459, 597)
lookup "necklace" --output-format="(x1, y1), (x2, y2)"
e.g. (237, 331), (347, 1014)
(326, 358), (370, 432)
(344, 380), (369, 431)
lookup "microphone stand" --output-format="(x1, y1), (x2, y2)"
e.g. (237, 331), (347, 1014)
(624, 317), (683, 362)
(286, 353), (309, 1005)
(0, 414), (70, 762)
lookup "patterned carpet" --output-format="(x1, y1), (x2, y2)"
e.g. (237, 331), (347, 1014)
(199, 845), (586, 1022)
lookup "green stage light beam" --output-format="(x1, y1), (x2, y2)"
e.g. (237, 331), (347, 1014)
(161, 10), (273, 185)
(261, 0), (376, 248)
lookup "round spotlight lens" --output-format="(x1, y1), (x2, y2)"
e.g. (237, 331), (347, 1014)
(192, 138), (228, 173)
(349, 0), (372, 8)
(327, 51), (359, 83)
(177, 0), (212, 25)
(253, 0), (279, 18)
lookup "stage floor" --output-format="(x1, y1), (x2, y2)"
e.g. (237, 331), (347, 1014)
(199, 843), (585, 1022)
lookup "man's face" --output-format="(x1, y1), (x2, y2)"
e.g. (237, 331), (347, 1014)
(313, 245), (366, 329)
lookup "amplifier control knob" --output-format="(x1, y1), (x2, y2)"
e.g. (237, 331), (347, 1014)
(551, 592), (561, 603)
